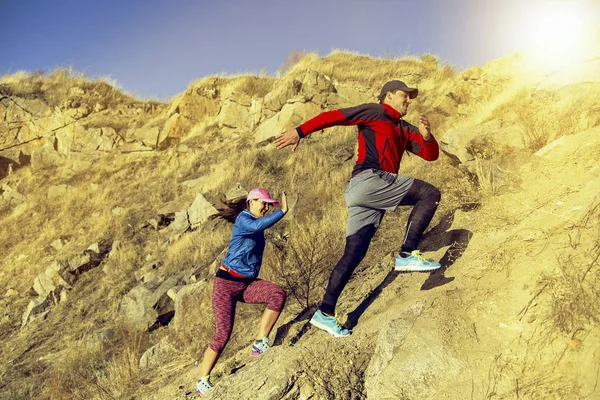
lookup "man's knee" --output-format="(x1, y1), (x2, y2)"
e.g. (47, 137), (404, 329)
(333, 224), (377, 277)
(347, 224), (377, 250)
(410, 179), (441, 204)
(428, 185), (441, 204)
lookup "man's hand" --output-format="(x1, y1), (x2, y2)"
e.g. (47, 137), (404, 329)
(280, 191), (288, 214)
(274, 130), (301, 152)
(419, 114), (432, 140)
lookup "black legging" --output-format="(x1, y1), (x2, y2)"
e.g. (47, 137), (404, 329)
(319, 179), (440, 315)
(399, 179), (441, 254)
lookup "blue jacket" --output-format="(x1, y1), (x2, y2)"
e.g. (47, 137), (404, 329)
(221, 209), (285, 279)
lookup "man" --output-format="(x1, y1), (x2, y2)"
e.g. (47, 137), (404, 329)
(274, 80), (442, 337)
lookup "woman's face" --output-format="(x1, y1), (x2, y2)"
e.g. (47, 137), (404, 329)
(249, 199), (271, 218)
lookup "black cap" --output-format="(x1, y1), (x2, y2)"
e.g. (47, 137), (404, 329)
(378, 80), (418, 102)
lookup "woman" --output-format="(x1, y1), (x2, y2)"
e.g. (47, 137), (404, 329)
(195, 188), (288, 396)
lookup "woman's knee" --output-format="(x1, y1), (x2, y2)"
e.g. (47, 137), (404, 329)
(268, 286), (286, 312)
(209, 336), (229, 353)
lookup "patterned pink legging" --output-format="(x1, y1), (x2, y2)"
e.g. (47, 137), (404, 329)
(209, 277), (286, 353)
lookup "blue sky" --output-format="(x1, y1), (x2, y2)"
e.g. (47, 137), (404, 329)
(1, 0), (599, 100)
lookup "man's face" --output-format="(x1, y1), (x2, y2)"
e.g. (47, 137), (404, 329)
(386, 90), (411, 116)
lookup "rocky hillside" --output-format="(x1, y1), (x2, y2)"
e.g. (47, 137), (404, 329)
(1, 51), (599, 399)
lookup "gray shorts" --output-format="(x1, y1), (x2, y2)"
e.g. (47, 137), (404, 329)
(344, 169), (414, 237)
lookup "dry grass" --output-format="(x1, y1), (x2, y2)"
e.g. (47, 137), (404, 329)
(488, 87), (600, 152)
(0, 67), (152, 108)
(161, 223), (230, 279)
(2, 50), (597, 399)
(1, 70), (478, 397)
(47, 326), (146, 400)
(186, 72), (276, 101)
(288, 50), (454, 87)
(0, 54), (463, 397)
(542, 198), (600, 334)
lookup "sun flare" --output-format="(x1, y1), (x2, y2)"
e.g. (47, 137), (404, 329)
(516, 0), (599, 68)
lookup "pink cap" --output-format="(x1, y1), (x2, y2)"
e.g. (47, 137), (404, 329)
(247, 188), (279, 207)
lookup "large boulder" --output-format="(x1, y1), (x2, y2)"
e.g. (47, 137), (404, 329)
(172, 280), (211, 335)
(21, 295), (53, 327)
(134, 125), (161, 148)
(188, 193), (219, 229)
(118, 285), (158, 331)
(158, 113), (191, 145)
(203, 346), (302, 400)
(54, 124), (88, 154)
(225, 183), (248, 202)
(130, 117), (167, 148)
(253, 101), (321, 144)
(85, 127), (121, 152)
(30, 138), (65, 170)
(218, 91), (253, 131)
(334, 85), (370, 105)
(440, 120), (529, 191)
(139, 338), (177, 370)
(169, 83), (220, 122)
(247, 98), (264, 131)
(365, 301), (467, 399)
(118, 276), (181, 331)
(301, 70), (336, 94)
(32, 261), (73, 298)
(263, 79), (302, 112)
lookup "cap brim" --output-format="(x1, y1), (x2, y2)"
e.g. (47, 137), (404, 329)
(378, 88), (419, 102)
(266, 200), (280, 207)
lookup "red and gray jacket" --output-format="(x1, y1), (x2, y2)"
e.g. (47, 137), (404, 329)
(296, 103), (439, 176)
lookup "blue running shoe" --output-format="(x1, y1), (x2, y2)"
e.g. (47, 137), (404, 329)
(395, 250), (441, 272)
(309, 309), (351, 337)
(251, 337), (270, 356)
(195, 375), (213, 396)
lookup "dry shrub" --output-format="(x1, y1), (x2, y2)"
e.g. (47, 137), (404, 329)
(510, 88), (597, 152)
(274, 213), (344, 309)
(278, 50), (311, 77)
(542, 199), (600, 333)
(482, 352), (579, 399)
(514, 90), (556, 151)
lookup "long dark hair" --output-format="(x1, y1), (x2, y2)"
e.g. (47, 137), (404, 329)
(215, 197), (248, 223)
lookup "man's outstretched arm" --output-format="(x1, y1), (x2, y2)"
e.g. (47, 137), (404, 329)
(274, 109), (346, 151)
(274, 104), (379, 151)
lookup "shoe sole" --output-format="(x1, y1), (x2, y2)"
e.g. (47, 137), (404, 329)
(251, 349), (263, 356)
(394, 264), (441, 272)
(309, 319), (351, 337)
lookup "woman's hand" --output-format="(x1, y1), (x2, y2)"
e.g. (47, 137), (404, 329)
(280, 191), (288, 214)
